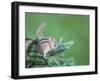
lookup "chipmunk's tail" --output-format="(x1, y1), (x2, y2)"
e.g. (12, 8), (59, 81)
(36, 22), (46, 39)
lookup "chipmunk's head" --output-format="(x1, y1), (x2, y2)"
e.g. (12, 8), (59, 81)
(48, 37), (57, 48)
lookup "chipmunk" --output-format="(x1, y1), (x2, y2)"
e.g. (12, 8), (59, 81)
(35, 22), (57, 58)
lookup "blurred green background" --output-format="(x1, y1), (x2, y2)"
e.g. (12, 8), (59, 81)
(25, 12), (89, 66)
